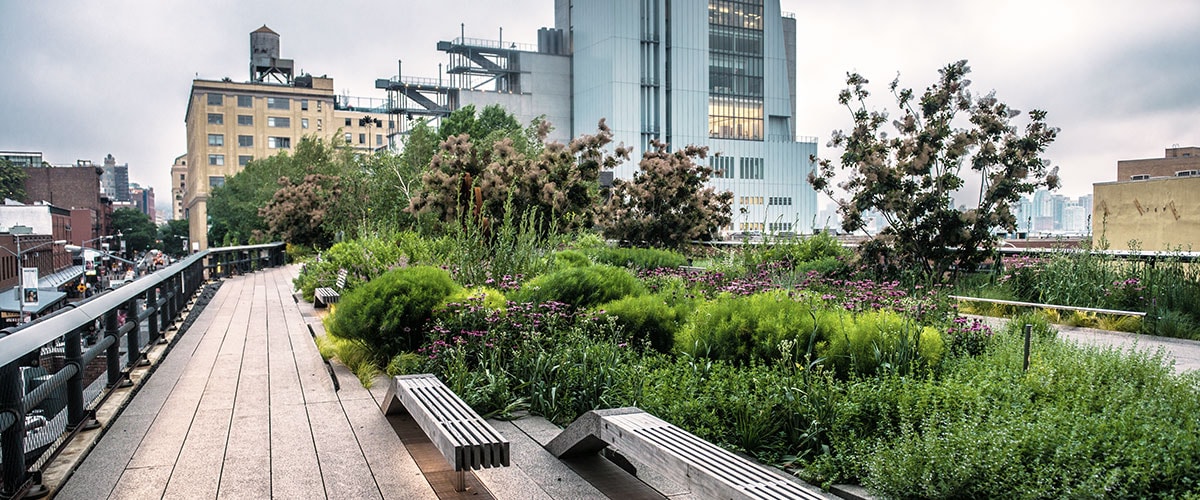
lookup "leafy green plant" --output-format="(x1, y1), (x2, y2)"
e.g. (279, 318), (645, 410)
(589, 246), (689, 270)
(552, 250), (592, 269)
(676, 291), (827, 364)
(328, 266), (460, 357)
(292, 233), (407, 302)
(512, 264), (646, 309)
(597, 294), (682, 353)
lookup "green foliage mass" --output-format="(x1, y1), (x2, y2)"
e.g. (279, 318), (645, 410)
(740, 232), (850, 269)
(600, 141), (733, 249)
(551, 250), (592, 269)
(0, 158), (28, 201)
(512, 264), (646, 309)
(588, 246), (689, 270)
(597, 294), (686, 353)
(156, 219), (190, 258)
(292, 233), (407, 302)
(677, 292), (945, 377)
(810, 60), (1060, 283)
(328, 266), (459, 357)
(110, 207), (158, 254)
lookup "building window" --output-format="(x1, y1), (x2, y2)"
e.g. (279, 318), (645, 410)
(711, 156), (734, 178)
(738, 157), (764, 179)
(302, 118), (309, 129)
(267, 97), (290, 110)
(207, 93), (223, 106)
(268, 137), (291, 149)
(237, 95), (253, 107)
(344, 118), (352, 127)
(207, 113), (223, 125)
(208, 154), (224, 166)
(388, 120), (395, 128)
(768, 196), (792, 206)
(237, 115), (253, 126)
(301, 99), (309, 111)
(359, 133), (366, 144)
(207, 134), (224, 146)
(209, 176), (225, 189)
(267, 116), (290, 128)
(376, 134), (383, 145)
(316, 118), (323, 131)
(238, 135), (253, 147)
(238, 155), (253, 166)
(344, 133), (352, 142)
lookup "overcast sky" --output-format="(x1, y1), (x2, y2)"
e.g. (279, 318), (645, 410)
(2, 0), (1197, 215)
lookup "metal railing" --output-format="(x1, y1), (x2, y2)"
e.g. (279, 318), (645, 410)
(0, 242), (285, 498)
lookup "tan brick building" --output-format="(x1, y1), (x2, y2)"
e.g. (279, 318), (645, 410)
(1093, 147), (1200, 251)
(182, 26), (392, 250)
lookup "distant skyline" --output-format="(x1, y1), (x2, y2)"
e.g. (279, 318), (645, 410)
(2, 0), (1197, 216)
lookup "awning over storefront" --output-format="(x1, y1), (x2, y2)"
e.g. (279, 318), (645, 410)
(40, 265), (84, 289)
(0, 288), (68, 315)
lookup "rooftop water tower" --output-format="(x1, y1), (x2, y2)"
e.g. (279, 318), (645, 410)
(250, 25), (294, 84)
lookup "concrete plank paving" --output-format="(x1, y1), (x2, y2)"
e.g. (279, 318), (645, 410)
(59, 266), (438, 499)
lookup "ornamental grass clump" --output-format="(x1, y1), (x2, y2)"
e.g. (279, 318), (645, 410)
(328, 266), (459, 357)
(597, 293), (691, 353)
(512, 264), (646, 309)
(588, 246), (689, 270)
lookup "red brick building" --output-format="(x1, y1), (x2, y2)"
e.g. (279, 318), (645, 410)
(22, 164), (113, 241)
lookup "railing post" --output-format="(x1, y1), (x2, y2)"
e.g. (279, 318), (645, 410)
(146, 286), (160, 345)
(64, 327), (98, 431)
(0, 361), (28, 497)
(105, 309), (128, 388)
(125, 299), (145, 368)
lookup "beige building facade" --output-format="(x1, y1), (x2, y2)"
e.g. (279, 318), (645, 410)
(1093, 147), (1200, 251)
(170, 154), (187, 220)
(182, 29), (392, 249)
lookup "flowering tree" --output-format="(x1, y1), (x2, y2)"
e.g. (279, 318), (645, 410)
(408, 118), (626, 233)
(809, 60), (1060, 282)
(599, 141), (733, 249)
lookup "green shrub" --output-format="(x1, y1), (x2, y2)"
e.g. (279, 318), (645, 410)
(741, 232), (851, 269)
(1148, 309), (1199, 340)
(386, 352), (426, 376)
(328, 266), (460, 357)
(597, 294), (681, 353)
(823, 310), (945, 377)
(512, 265), (645, 309)
(589, 246), (689, 270)
(676, 291), (826, 364)
(293, 233), (407, 302)
(552, 250), (592, 269)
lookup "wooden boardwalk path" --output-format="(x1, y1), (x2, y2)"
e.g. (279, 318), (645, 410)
(57, 266), (436, 499)
(53, 264), (831, 500)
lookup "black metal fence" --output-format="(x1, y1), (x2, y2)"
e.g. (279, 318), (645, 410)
(0, 242), (286, 498)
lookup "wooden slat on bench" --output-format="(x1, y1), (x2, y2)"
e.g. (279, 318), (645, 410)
(389, 374), (510, 472)
(549, 408), (825, 500)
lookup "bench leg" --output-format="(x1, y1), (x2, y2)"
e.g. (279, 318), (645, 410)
(455, 470), (466, 492)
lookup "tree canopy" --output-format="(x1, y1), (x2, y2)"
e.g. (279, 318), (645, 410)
(111, 208), (157, 255)
(809, 60), (1060, 282)
(408, 117), (625, 234)
(600, 141), (733, 249)
(157, 219), (189, 257)
(0, 158), (27, 202)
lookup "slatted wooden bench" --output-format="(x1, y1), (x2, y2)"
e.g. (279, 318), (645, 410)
(381, 373), (510, 491)
(547, 407), (827, 500)
(314, 268), (348, 308)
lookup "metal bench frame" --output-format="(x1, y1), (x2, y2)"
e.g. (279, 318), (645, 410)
(547, 407), (825, 500)
(381, 374), (510, 491)
(313, 269), (348, 308)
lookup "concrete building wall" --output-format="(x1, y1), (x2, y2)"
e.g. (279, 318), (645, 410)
(562, 0), (818, 234)
(1093, 177), (1200, 251)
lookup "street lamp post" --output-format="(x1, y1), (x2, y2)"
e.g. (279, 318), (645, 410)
(2, 236), (67, 324)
